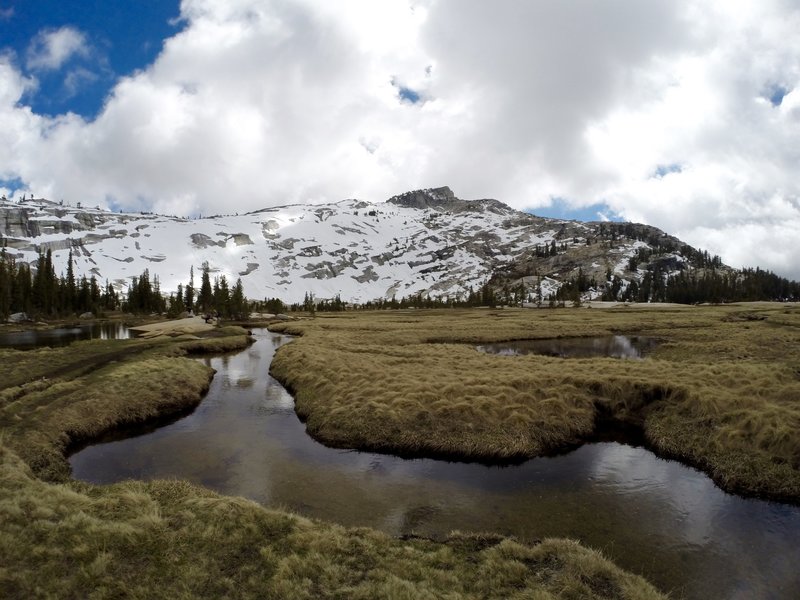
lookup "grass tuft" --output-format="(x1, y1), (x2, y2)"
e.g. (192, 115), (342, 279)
(270, 305), (800, 502)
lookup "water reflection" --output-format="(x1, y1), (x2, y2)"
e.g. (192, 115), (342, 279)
(477, 335), (657, 359)
(0, 322), (131, 349)
(69, 331), (800, 599)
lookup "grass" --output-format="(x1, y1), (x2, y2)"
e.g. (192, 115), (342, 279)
(0, 321), (665, 599)
(0, 443), (663, 599)
(269, 303), (800, 503)
(0, 328), (253, 482)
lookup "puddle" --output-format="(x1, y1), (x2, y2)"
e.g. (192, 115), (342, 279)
(477, 335), (658, 359)
(0, 322), (131, 350)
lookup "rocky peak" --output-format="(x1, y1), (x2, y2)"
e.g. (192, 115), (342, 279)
(387, 186), (457, 210)
(387, 186), (514, 216)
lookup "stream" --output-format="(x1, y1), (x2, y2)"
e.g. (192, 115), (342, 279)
(66, 330), (800, 599)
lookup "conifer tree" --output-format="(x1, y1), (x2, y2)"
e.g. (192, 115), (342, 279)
(0, 249), (11, 320)
(198, 263), (213, 313)
(184, 266), (195, 313)
(230, 278), (247, 319)
(66, 249), (76, 312)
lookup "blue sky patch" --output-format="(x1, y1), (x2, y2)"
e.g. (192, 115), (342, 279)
(526, 198), (622, 222)
(0, 176), (26, 196)
(391, 77), (422, 104)
(0, 0), (182, 119)
(652, 163), (683, 178)
(398, 86), (421, 103)
(766, 85), (789, 107)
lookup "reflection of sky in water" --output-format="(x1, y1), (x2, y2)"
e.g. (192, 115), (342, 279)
(477, 335), (656, 359)
(0, 322), (130, 349)
(69, 330), (800, 599)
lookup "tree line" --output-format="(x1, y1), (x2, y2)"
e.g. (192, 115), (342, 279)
(3, 247), (798, 323)
(0, 249), (250, 321)
(601, 265), (800, 303)
(164, 264), (248, 319)
(0, 249), (119, 320)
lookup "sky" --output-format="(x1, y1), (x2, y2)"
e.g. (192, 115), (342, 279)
(1, 0), (799, 279)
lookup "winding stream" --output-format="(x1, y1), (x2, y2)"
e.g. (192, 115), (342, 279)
(68, 330), (800, 599)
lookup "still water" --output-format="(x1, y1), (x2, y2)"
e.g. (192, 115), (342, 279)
(69, 330), (800, 599)
(477, 335), (658, 359)
(0, 322), (130, 349)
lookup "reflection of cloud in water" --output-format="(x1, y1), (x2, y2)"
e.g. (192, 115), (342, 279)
(587, 443), (723, 545)
(610, 335), (636, 357)
(477, 335), (655, 359)
(585, 440), (800, 597)
(262, 379), (296, 411)
(234, 377), (255, 389)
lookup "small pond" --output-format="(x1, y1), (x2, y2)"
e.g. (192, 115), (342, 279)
(477, 335), (658, 359)
(0, 322), (131, 349)
(68, 331), (800, 599)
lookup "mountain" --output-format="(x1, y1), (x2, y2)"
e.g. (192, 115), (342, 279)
(0, 187), (734, 305)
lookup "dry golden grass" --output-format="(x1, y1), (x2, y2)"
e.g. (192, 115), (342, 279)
(0, 329), (256, 482)
(0, 322), (666, 599)
(270, 304), (800, 502)
(0, 330), (662, 599)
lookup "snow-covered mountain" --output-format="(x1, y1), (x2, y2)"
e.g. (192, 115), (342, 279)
(0, 187), (711, 304)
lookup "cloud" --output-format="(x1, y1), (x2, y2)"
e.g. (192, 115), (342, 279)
(26, 26), (89, 72)
(63, 66), (100, 98)
(1, 0), (800, 279)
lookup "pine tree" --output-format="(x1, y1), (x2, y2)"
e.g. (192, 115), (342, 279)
(89, 276), (101, 312)
(184, 266), (195, 313)
(14, 263), (32, 314)
(213, 275), (230, 317)
(198, 264), (213, 313)
(230, 278), (247, 319)
(65, 249), (76, 312)
(0, 249), (11, 320)
(101, 281), (118, 311)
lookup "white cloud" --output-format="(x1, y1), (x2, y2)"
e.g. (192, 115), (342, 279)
(1, 0), (800, 279)
(26, 26), (89, 71)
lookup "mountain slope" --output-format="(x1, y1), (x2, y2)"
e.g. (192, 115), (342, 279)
(0, 187), (727, 304)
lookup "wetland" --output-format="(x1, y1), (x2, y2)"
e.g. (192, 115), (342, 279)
(3, 303), (800, 598)
(71, 329), (800, 599)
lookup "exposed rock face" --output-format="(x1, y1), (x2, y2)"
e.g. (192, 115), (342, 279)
(191, 233), (225, 249)
(0, 190), (720, 304)
(387, 186), (513, 216)
(387, 186), (457, 210)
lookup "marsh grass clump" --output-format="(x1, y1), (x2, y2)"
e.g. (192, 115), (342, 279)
(270, 305), (800, 502)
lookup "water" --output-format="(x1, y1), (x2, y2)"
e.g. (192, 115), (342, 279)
(477, 335), (658, 359)
(0, 322), (130, 349)
(68, 331), (800, 599)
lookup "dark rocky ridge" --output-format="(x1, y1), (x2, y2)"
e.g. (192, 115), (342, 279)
(388, 186), (514, 216)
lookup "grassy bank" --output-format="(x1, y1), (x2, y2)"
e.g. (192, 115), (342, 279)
(0, 323), (665, 598)
(269, 304), (800, 503)
(0, 328), (253, 482)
